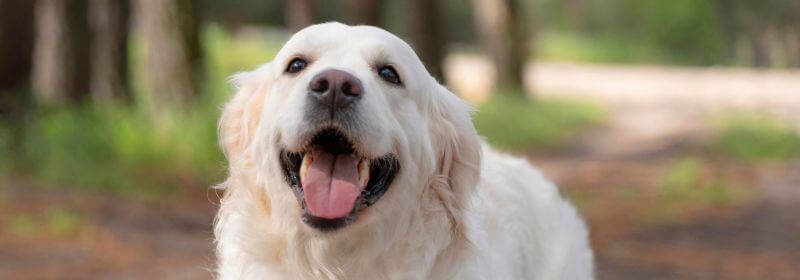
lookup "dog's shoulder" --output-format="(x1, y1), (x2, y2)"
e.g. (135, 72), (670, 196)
(471, 143), (595, 279)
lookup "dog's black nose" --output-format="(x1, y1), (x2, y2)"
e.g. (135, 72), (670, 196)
(308, 69), (363, 113)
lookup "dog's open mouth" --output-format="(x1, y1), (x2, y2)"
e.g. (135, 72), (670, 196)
(280, 128), (399, 231)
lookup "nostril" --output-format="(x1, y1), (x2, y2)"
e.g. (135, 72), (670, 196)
(310, 78), (329, 93)
(341, 80), (362, 96)
(341, 82), (352, 96)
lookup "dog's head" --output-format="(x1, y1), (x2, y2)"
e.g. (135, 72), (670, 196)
(219, 22), (480, 233)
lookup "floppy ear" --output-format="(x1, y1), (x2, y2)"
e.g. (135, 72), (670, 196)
(427, 83), (482, 235)
(218, 63), (272, 167)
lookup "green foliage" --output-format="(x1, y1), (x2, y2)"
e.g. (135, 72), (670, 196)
(626, 0), (725, 65)
(204, 24), (282, 79)
(20, 103), (222, 196)
(0, 124), (10, 182)
(658, 157), (735, 205)
(537, 0), (727, 66)
(538, 31), (664, 64)
(45, 208), (84, 236)
(4, 208), (85, 237)
(714, 114), (800, 161)
(7, 214), (36, 237)
(18, 25), (280, 197)
(473, 95), (605, 150)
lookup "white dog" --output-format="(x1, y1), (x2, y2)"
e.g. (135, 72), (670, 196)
(215, 22), (593, 279)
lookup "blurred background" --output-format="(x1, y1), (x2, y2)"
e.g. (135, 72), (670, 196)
(1, 0), (799, 279)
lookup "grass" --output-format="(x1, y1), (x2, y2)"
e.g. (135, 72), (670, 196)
(657, 157), (737, 205)
(473, 94), (606, 150)
(632, 157), (746, 223)
(45, 208), (84, 236)
(14, 24), (281, 197)
(713, 113), (800, 161)
(5, 208), (85, 238)
(20, 104), (222, 196)
(7, 214), (36, 237)
(0, 123), (10, 184)
(537, 31), (665, 65)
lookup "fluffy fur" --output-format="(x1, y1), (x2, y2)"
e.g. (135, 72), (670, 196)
(214, 22), (594, 279)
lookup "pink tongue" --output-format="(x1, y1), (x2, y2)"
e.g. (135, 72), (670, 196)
(301, 149), (361, 219)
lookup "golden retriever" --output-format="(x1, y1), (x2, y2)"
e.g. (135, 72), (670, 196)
(215, 22), (594, 279)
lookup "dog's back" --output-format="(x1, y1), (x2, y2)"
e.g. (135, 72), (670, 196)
(471, 144), (594, 279)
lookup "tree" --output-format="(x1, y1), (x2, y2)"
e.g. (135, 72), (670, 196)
(471, 0), (530, 96)
(285, 0), (314, 32)
(344, 0), (379, 26)
(563, 0), (588, 31)
(0, 0), (35, 127)
(775, 0), (800, 68)
(792, 25), (800, 68)
(32, 0), (91, 105)
(0, 0), (34, 93)
(747, 24), (770, 68)
(90, 0), (131, 104)
(408, 0), (445, 81)
(136, 0), (201, 112)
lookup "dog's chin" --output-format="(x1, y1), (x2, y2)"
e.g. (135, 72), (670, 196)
(279, 128), (399, 232)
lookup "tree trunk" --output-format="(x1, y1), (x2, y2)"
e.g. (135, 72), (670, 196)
(285, 0), (314, 32)
(471, 0), (529, 96)
(136, 0), (201, 112)
(0, 0), (35, 92)
(749, 31), (770, 68)
(32, 0), (91, 105)
(90, 0), (131, 104)
(0, 0), (35, 133)
(564, 0), (587, 31)
(408, 0), (445, 81)
(344, 0), (379, 26)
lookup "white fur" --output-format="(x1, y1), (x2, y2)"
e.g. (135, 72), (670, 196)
(215, 22), (594, 280)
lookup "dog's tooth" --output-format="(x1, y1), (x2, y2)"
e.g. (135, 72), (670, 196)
(358, 159), (370, 187)
(300, 153), (312, 181)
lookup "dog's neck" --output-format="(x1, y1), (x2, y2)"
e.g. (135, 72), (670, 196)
(215, 173), (474, 279)
(280, 188), (469, 279)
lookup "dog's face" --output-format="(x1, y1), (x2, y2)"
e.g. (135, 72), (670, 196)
(219, 23), (480, 234)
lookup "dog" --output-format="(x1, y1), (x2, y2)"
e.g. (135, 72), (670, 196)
(214, 22), (593, 279)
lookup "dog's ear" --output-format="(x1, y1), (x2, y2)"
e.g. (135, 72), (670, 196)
(218, 63), (272, 167)
(427, 83), (482, 234)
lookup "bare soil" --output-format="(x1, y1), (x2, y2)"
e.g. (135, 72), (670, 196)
(0, 185), (218, 279)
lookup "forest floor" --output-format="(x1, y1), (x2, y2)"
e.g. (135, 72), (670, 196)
(530, 122), (800, 279)
(2, 61), (799, 279)
(520, 60), (800, 279)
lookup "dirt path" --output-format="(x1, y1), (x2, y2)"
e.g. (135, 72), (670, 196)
(449, 56), (800, 144)
(0, 183), (218, 279)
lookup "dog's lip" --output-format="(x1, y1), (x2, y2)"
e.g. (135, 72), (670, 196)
(279, 128), (399, 231)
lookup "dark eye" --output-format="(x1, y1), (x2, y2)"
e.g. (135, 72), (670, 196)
(377, 65), (401, 85)
(285, 58), (308, 74)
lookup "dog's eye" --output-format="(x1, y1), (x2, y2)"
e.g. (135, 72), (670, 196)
(377, 65), (401, 85)
(285, 58), (308, 74)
